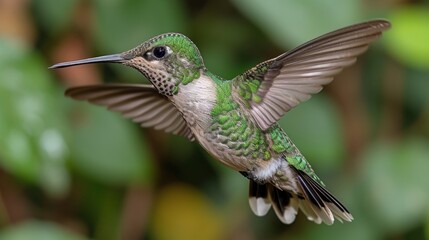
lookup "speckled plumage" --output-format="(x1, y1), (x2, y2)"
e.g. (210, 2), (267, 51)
(50, 19), (391, 225)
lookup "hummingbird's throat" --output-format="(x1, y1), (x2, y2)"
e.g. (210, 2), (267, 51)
(128, 56), (202, 96)
(147, 69), (177, 96)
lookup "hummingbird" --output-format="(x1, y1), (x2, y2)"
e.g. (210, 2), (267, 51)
(50, 19), (390, 225)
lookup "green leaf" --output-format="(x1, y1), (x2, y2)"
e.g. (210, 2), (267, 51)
(278, 95), (345, 171)
(362, 138), (429, 232)
(231, 0), (362, 49)
(70, 104), (154, 185)
(0, 38), (70, 197)
(385, 7), (429, 69)
(0, 220), (88, 240)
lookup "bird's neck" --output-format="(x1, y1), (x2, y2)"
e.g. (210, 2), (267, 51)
(171, 70), (226, 131)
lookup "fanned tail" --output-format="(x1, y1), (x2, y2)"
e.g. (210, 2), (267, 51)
(248, 180), (299, 224)
(293, 167), (353, 224)
(246, 169), (353, 225)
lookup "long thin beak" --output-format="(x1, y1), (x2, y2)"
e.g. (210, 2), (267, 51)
(49, 54), (124, 69)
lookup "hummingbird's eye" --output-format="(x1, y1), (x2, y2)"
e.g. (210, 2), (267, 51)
(152, 46), (167, 59)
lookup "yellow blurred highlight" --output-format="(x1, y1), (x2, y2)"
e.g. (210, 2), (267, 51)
(152, 183), (224, 240)
(385, 7), (429, 69)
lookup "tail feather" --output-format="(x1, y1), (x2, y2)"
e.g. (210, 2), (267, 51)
(297, 195), (322, 224)
(248, 181), (271, 216)
(248, 180), (300, 224)
(296, 169), (353, 223)
(246, 169), (353, 225)
(268, 185), (298, 224)
(295, 171), (335, 224)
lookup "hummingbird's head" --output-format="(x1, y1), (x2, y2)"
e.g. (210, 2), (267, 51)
(50, 33), (205, 96)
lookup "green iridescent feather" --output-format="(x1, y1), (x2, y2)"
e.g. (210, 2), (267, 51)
(234, 63), (269, 106)
(209, 72), (269, 160)
(267, 126), (324, 186)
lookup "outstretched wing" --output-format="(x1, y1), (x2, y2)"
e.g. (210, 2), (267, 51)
(66, 84), (195, 140)
(233, 19), (391, 130)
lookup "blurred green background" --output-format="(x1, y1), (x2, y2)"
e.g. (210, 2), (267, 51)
(0, 0), (429, 239)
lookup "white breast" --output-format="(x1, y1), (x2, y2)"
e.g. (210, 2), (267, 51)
(171, 73), (217, 131)
(171, 74), (251, 171)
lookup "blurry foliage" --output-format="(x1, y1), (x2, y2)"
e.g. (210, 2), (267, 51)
(32, 0), (76, 35)
(0, 39), (70, 197)
(232, 0), (362, 48)
(385, 7), (429, 69)
(0, 0), (428, 239)
(151, 184), (224, 240)
(362, 139), (429, 233)
(93, 0), (188, 53)
(0, 220), (88, 240)
(279, 95), (345, 172)
(70, 104), (153, 185)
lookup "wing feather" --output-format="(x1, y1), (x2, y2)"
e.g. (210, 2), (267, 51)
(233, 20), (391, 130)
(65, 84), (194, 140)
